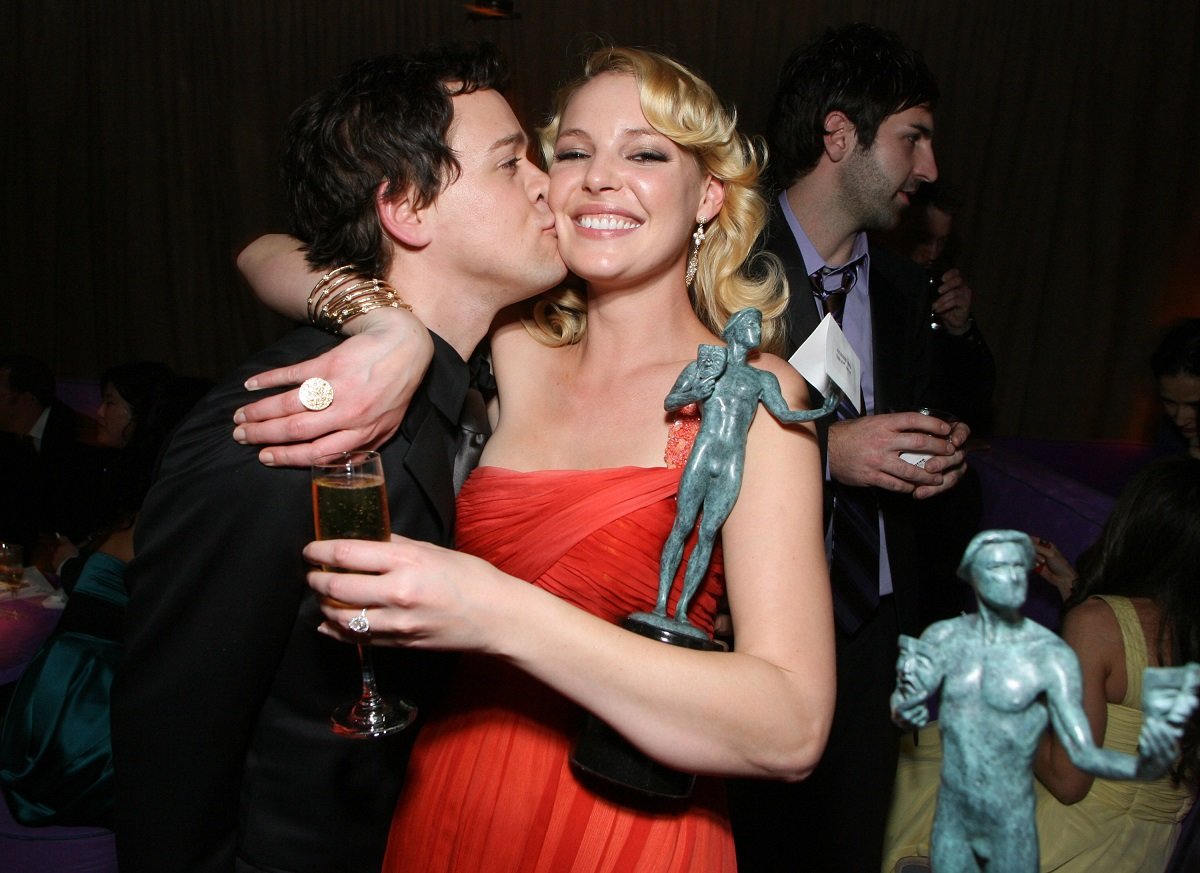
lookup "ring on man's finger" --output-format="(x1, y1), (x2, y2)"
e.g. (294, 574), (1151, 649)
(348, 608), (369, 634)
(299, 377), (335, 411)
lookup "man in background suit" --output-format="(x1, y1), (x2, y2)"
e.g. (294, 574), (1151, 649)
(111, 44), (564, 873)
(727, 23), (972, 872)
(0, 355), (111, 558)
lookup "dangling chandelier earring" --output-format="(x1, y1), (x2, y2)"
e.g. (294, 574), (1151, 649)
(685, 217), (708, 287)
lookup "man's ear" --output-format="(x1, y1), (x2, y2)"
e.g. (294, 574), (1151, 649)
(822, 111), (857, 163)
(376, 181), (432, 248)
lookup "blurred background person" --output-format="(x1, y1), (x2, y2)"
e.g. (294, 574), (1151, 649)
(52, 361), (183, 581)
(903, 179), (959, 276)
(1150, 318), (1200, 460)
(0, 355), (112, 564)
(0, 362), (209, 828)
(875, 180), (995, 435)
(876, 180), (997, 632)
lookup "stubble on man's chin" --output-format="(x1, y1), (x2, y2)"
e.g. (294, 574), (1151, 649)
(838, 152), (905, 233)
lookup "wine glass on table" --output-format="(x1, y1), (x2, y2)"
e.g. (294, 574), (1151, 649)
(0, 542), (26, 620)
(311, 450), (416, 737)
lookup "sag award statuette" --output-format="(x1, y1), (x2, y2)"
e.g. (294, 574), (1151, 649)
(891, 530), (1200, 873)
(570, 308), (838, 799)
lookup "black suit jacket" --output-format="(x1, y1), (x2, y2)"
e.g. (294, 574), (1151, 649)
(766, 206), (930, 634)
(112, 327), (467, 873)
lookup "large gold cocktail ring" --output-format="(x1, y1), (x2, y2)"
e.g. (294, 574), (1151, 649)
(299, 377), (335, 411)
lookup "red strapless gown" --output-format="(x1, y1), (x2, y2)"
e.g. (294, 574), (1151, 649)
(382, 463), (735, 872)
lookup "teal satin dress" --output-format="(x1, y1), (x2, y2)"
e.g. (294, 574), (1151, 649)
(0, 551), (127, 827)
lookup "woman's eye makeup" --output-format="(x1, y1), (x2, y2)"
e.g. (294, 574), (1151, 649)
(629, 149), (668, 162)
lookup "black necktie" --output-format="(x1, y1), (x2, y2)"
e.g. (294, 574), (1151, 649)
(453, 350), (495, 494)
(453, 387), (489, 495)
(810, 266), (881, 634)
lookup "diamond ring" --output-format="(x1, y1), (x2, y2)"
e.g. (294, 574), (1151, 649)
(348, 608), (369, 634)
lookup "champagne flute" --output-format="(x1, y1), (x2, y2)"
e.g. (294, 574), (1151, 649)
(0, 542), (25, 620)
(311, 451), (416, 737)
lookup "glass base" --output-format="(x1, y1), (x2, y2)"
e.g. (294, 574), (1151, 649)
(569, 615), (723, 799)
(331, 695), (417, 739)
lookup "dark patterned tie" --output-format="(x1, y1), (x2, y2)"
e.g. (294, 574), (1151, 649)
(811, 265), (855, 323)
(811, 267), (881, 634)
(453, 351), (495, 494)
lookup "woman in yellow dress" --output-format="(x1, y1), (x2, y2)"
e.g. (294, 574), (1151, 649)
(1033, 456), (1200, 872)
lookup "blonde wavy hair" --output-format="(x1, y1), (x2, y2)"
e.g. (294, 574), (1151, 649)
(527, 46), (789, 354)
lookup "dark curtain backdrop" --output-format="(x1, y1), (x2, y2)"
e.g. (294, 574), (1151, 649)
(4, 1), (1197, 440)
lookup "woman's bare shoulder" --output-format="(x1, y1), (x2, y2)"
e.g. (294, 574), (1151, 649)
(490, 311), (565, 377)
(1063, 596), (1123, 642)
(1060, 597), (1124, 695)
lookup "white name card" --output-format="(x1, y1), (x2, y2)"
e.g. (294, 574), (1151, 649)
(787, 313), (862, 413)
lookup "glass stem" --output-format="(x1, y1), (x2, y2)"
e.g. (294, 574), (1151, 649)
(356, 643), (385, 706)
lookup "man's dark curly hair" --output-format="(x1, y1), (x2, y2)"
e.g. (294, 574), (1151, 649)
(281, 43), (507, 276)
(767, 22), (938, 190)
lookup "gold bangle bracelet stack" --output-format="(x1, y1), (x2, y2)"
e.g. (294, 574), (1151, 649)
(307, 265), (412, 334)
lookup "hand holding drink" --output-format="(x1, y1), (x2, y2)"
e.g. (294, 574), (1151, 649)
(899, 408), (959, 469)
(311, 451), (416, 737)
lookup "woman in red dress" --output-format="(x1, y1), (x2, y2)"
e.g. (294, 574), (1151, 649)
(253, 47), (836, 872)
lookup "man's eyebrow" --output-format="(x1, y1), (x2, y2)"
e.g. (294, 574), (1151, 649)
(910, 123), (934, 138)
(488, 131), (527, 153)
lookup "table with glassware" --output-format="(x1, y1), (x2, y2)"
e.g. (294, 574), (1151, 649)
(0, 565), (65, 687)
